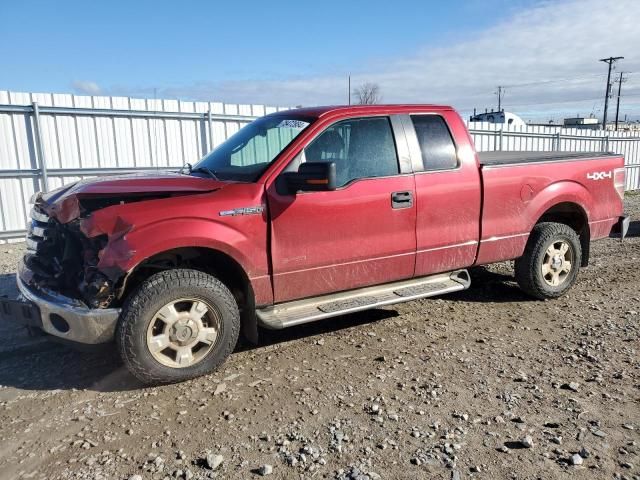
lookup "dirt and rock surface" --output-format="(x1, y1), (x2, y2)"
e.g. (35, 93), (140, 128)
(0, 195), (638, 480)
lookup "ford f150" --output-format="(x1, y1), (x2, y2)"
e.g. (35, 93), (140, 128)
(0, 105), (629, 384)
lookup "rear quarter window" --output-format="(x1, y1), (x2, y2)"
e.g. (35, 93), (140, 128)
(411, 115), (458, 171)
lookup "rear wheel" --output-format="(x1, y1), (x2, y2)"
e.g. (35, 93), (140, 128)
(117, 269), (240, 385)
(515, 222), (582, 300)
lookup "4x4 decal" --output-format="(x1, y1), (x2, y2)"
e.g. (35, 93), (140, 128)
(587, 171), (612, 180)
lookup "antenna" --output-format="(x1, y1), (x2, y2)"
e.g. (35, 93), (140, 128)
(495, 86), (505, 111)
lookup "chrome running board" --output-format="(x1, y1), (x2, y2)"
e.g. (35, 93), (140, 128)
(256, 270), (470, 329)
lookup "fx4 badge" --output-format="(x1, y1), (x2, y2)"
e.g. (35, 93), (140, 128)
(587, 171), (612, 181)
(219, 206), (264, 217)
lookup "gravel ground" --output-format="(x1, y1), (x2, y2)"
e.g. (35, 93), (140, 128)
(0, 195), (638, 480)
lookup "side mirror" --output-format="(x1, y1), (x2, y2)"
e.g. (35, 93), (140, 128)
(281, 162), (337, 194)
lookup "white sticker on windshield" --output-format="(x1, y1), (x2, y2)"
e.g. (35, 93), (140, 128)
(277, 119), (309, 130)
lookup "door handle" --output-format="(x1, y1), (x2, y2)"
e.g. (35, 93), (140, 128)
(391, 191), (413, 209)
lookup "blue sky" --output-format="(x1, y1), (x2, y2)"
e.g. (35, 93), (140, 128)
(0, 0), (523, 88)
(1, 0), (639, 121)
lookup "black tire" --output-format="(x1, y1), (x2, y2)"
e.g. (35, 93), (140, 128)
(116, 269), (240, 385)
(514, 222), (582, 300)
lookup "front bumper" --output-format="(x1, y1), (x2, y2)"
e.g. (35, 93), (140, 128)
(15, 264), (120, 344)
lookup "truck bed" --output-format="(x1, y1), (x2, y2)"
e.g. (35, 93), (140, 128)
(478, 151), (617, 166)
(476, 149), (624, 266)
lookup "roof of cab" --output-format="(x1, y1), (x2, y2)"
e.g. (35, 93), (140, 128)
(269, 104), (454, 118)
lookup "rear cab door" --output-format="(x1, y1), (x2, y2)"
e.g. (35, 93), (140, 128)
(266, 114), (417, 303)
(399, 110), (482, 275)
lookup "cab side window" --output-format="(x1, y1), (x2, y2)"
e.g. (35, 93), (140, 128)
(303, 117), (399, 187)
(411, 115), (458, 171)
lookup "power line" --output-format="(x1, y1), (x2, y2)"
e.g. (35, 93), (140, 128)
(458, 89), (640, 113)
(458, 70), (640, 116)
(453, 71), (639, 106)
(458, 97), (596, 111)
(599, 56), (624, 129)
(501, 96), (606, 108)
(503, 72), (610, 89)
(466, 73), (638, 109)
(502, 71), (639, 90)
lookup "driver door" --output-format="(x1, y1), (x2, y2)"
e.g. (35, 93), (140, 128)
(267, 116), (417, 303)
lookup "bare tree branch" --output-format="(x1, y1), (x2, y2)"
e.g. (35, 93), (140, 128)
(353, 83), (382, 105)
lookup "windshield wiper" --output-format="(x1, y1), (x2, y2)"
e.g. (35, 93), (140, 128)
(191, 166), (219, 181)
(179, 162), (193, 174)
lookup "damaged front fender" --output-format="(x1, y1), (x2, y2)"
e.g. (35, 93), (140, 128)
(81, 213), (135, 282)
(24, 172), (222, 309)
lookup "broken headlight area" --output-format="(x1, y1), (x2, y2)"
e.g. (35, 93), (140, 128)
(24, 205), (119, 309)
(25, 190), (192, 309)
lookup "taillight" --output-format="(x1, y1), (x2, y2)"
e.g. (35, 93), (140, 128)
(614, 167), (626, 200)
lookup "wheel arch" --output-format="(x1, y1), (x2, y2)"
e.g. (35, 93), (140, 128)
(117, 246), (259, 343)
(533, 201), (590, 267)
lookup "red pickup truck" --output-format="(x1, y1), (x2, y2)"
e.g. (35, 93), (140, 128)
(2, 105), (629, 384)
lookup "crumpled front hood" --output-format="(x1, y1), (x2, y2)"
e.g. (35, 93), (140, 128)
(38, 171), (225, 223)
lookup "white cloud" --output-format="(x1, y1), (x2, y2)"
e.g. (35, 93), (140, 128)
(71, 80), (102, 96)
(112, 0), (640, 121)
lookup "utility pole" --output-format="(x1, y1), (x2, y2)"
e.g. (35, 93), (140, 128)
(348, 75), (351, 105)
(495, 86), (504, 111)
(614, 71), (627, 131)
(599, 56), (623, 130)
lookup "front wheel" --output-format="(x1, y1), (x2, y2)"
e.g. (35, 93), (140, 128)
(117, 269), (240, 385)
(515, 222), (582, 300)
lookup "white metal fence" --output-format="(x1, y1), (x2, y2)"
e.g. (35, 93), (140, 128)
(468, 121), (640, 187)
(1, 89), (639, 241)
(0, 90), (290, 241)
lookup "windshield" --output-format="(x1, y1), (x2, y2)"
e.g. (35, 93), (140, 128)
(192, 115), (312, 182)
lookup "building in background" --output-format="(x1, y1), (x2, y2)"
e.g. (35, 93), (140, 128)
(563, 116), (600, 130)
(604, 120), (640, 132)
(469, 109), (526, 128)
